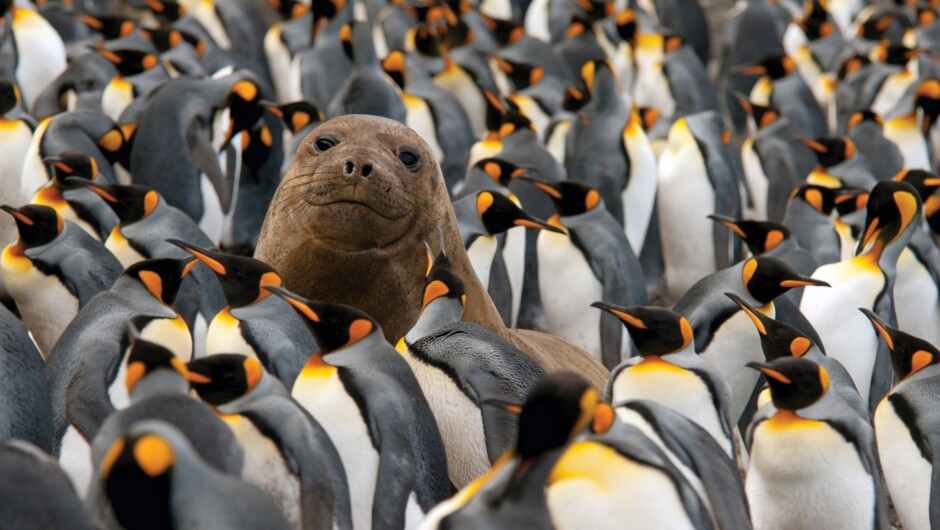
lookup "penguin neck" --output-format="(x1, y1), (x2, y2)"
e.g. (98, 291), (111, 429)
(129, 371), (190, 402)
(858, 230), (911, 280)
(216, 372), (282, 415)
(584, 74), (623, 114)
(321, 330), (386, 362)
(405, 297), (464, 344)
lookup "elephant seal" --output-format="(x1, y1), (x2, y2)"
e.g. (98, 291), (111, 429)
(254, 115), (607, 388)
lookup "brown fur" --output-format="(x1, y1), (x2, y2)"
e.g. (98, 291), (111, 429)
(255, 115), (607, 389)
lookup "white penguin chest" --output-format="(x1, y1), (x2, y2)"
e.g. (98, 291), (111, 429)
(884, 118), (930, 171)
(893, 248), (940, 348)
(1, 246), (77, 358)
(292, 368), (378, 530)
(611, 362), (730, 456)
(206, 309), (255, 357)
(223, 414), (301, 529)
(401, 348), (489, 489)
(747, 416), (875, 530)
(547, 441), (696, 530)
(741, 138), (769, 220)
(700, 309), (771, 422)
(874, 397), (932, 530)
(503, 226), (526, 328)
(403, 94), (443, 162)
(105, 229), (147, 267)
(800, 261), (882, 403)
(622, 126), (657, 254)
(11, 8), (66, 110)
(467, 236), (498, 291)
(537, 231), (604, 359)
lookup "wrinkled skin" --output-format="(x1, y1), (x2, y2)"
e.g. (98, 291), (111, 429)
(255, 115), (607, 387)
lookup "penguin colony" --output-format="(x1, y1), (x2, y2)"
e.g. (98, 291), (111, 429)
(2, 0), (940, 528)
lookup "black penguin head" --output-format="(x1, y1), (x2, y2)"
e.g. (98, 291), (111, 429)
(833, 187), (870, 218)
(614, 8), (637, 44)
(861, 309), (940, 380)
(479, 14), (525, 47)
(726, 292), (817, 362)
(516, 372), (611, 459)
(498, 98), (535, 138)
(799, 1), (836, 41)
(268, 0), (311, 19)
(895, 169), (940, 199)
(102, 431), (175, 530)
(310, 0), (346, 38)
(381, 50), (408, 90)
(1, 205), (62, 248)
(0, 79), (19, 116)
(186, 354), (266, 406)
(138, 27), (194, 53)
(522, 178), (601, 218)
(141, 0), (187, 22)
(914, 79), (940, 133)
(264, 286), (380, 353)
(738, 53), (796, 80)
(562, 85), (589, 112)
(125, 337), (189, 394)
(76, 13), (137, 40)
(471, 158), (530, 187)
(491, 56), (545, 91)
(741, 257), (830, 304)
(421, 244), (466, 310)
(96, 126), (131, 169)
(168, 239), (282, 308)
(747, 358), (830, 410)
(66, 178), (160, 224)
(803, 136), (856, 168)
(222, 80), (265, 148)
(475, 192), (564, 236)
(789, 185), (840, 215)
(263, 100), (322, 135)
(44, 152), (99, 187)
(856, 180), (922, 258)
(836, 54), (871, 80)
(847, 110), (884, 131)
(709, 215), (790, 255)
(592, 303), (693, 356)
(750, 101), (782, 129)
(97, 48), (160, 77)
(876, 43), (923, 66)
(123, 258), (191, 306)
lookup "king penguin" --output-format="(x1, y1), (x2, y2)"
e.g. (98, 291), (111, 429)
(187, 353), (354, 530)
(525, 178), (646, 368)
(266, 285), (449, 530)
(0, 80), (33, 247)
(34, 151), (119, 241)
(800, 180), (923, 409)
(4, 3), (67, 112)
(0, 204), (122, 358)
(0, 302), (53, 453)
(862, 309), (940, 530)
(745, 357), (889, 530)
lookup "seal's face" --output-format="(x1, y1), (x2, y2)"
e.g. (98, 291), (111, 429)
(276, 115), (435, 251)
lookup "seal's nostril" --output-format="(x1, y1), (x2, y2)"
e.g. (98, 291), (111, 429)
(344, 161), (354, 175)
(362, 164), (373, 177)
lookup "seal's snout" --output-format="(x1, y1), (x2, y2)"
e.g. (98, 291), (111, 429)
(342, 159), (374, 178)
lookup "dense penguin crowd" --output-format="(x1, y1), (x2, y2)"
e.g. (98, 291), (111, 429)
(1, 0), (940, 528)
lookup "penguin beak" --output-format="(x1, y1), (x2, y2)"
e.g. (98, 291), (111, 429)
(801, 138), (828, 153)
(591, 301), (646, 329)
(480, 397), (523, 414)
(724, 292), (769, 335)
(166, 238), (227, 275)
(513, 213), (566, 234)
(746, 361), (793, 384)
(857, 217), (880, 255)
(518, 176), (562, 199)
(259, 100), (283, 119)
(63, 177), (119, 203)
(732, 64), (767, 76)
(859, 308), (896, 351)
(707, 214), (747, 238)
(0, 205), (32, 226)
(262, 285), (321, 322)
(778, 275), (830, 288)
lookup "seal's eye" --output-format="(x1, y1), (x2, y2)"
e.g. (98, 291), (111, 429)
(399, 148), (420, 171)
(314, 135), (337, 153)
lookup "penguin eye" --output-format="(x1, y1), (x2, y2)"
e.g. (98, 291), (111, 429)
(398, 148), (420, 171)
(314, 135), (338, 153)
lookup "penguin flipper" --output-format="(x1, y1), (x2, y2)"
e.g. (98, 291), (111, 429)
(370, 421), (416, 530)
(189, 122), (232, 213)
(617, 400), (752, 530)
(928, 426), (940, 529)
(65, 366), (116, 444)
(773, 297), (825, 353)
(488, 237), (513, 327)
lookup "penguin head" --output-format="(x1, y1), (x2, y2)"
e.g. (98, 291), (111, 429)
(44, 152), (99, 188)
(1, 205), (62, 249)
(857, 13), (896, 41)
(836, 54), (871, 80)
(497, 98), (535, 139)
(310, 0), (346, 37)
(708, 215), (790, 255)
(741, 257), (830, 304)
(76, 14), (138, 40)
(798, 2), (836, 41)
(833, 187), (870, 219)
(789, 185), (840, 215)
(262, 100), (322, 135)
(421, 242), (466, 311)
(141, 0), (187, 22)
(0, 79), (20, 116)
(873, 43), (923, 67)
(123, 258), (192, 306)
(562, 86), (589, 112)
(748, 358), (830, 410)
(516, 372), (612, 459)
(97, 48), (160, 77)
(101, 428), (176, 530)
(726, 292), (818, 362)
(614, 8), (637, 45)
(894, 169), (940, 220)
(847, 110), (884, 132)
(263, 285), (381, 353)
(222, 80), (265, 148)
(856, 180), (922, 259)
(268, 0), (311, 19)
(745, 99), (782, 130)
(66, 179), (161, 224)
(737, 53), (796, 80)
(124, 335), (190, 395)
(139, 27), (200, 53)
(474, 191), (564, 236)
(914, 79), (940, 133)
(492, 56), (545, 91)
(522, 178), (602, 218)
(918, 6), (938, 27)
(381, 50), (408, 90)
(168, 239), (282, 308)
(96, 126), (132, 170)
(861, 308), (940, 380)
(591, 303), (693, 356)
(802, 136), (856, 168)
(471, 158), (531, 188)
(186, 354), (267, 407)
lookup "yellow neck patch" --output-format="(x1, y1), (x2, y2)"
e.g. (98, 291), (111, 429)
(764, 409), (824, 431)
